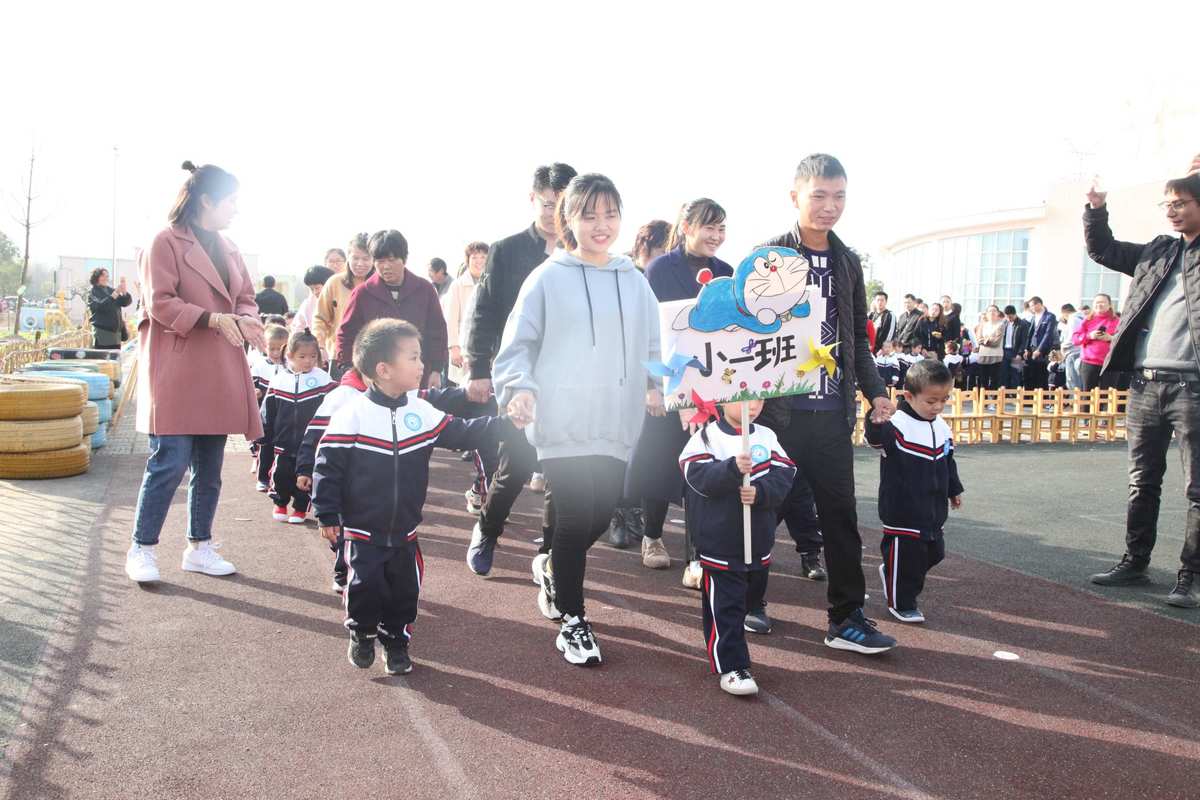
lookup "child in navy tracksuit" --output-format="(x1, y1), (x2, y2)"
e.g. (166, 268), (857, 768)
(679, 399), (795, 697)
(297, 365), (487, 595)
(312, 318), (523, 675)
(249, 324), (290, 491)
(259, 329), (335, 524)
(865, 359), (964, 624)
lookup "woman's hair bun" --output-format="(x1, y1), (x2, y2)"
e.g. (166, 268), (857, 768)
(303, 327), (312, 335)
(181, 160), (197, 173)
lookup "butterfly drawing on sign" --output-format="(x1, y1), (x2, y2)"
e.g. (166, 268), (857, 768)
(720, 368), (736, 384)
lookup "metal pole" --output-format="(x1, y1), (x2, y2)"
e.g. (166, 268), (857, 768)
(111, 146), (118, 284)
(12, 150), (34, 337)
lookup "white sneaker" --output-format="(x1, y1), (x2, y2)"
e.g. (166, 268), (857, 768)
(533, 553), (561, 621)
(720, 668), (759, 696)
(681, 560), (703, 590)
(529, 472), (546, 493)
(255, 481), (268, 493)
(287, 511), (307, 524)
(464, 487), (484, 515)
(125, 544), (160, 583)
(556, 614), (601, 666)
(531, 552), (549, 585)
(181, 541), (237, 576)
(641, 537), (670, 569)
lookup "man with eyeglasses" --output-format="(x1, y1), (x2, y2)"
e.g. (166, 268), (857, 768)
(1084, 158), (1200, 609)
(464, 162), (577, 576)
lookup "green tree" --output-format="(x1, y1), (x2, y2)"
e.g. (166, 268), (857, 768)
(0, 230), (22, 296)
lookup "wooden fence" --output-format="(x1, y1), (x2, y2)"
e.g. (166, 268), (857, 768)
(852, 387), (1129, 446)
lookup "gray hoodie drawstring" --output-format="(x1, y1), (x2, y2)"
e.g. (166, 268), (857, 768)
(578, 264), (629, 385)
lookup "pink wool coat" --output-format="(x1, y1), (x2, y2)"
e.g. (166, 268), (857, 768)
(136, 225), (264, 438)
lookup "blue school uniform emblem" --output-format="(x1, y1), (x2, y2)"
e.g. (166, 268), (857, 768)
(305, 376), (319, 388)
(404, 413), (422, 432)
(750, 444), (769, 464)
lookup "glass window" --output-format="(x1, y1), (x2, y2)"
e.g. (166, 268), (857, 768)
(1081, 251), (1123, 311)
(1013, 229), (1030, 251)
(981, 232), (996, 251)
(996, 230), (1013, 251)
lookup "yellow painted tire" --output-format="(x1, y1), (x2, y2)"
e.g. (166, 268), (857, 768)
(0, 378), (87, 421)
(0, 442), (90, 479)
(0, 416), (84, 453)
(82, 402), (100, 435)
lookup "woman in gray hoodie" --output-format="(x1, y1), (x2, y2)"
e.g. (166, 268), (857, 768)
(493, 173), (662, 666)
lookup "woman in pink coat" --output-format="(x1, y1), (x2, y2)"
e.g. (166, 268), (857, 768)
(1072, 292), (1120, 390)
(126, 161), (266, 584)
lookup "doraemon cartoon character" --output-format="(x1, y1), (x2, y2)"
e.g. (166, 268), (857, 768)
(674, 247), (811, 334)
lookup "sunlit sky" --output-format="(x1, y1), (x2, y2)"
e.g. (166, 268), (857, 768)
(2, 1), (1195, 285)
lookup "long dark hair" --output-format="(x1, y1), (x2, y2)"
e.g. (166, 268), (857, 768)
(168, 161), (238, 226)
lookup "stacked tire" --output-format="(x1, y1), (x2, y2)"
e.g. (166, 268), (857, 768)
(17, 368), (114, 449)
(0, 376), (90, 479)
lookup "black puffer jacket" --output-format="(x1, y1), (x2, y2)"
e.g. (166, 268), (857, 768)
(87, 285), (132, 335)
(1084, 205), (1200, 374)
(756, 225), (887, 432)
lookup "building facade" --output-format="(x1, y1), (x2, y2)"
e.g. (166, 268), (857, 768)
(878, 179), (1173, 320)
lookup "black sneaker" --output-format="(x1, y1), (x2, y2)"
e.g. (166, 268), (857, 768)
(602, 508), (632, 549)
(624, 507), (646, 543)
(744, 607), (773, 634)
(1165, 570), (1199, 608)
(824, 609), (897, 655)
(1090, 554), (1150, 586)
(383, 641), (413, 675)
(347, 635), (376, 669)
(800, 551), (827, 581)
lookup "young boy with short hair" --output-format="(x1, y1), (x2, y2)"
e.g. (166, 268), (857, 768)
(865, 359), (964, 624)
(312, 318), (523, 675)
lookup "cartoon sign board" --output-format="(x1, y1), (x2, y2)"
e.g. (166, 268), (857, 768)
(648, 246), (836, 411)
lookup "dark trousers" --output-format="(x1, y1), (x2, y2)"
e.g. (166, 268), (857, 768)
(777, 471), (823, 554)
(775, 410), (865, 623)
(344, 540), (424, 642)
(979, 361), (1004, 390)
(772, 410), (868, 623)
(701, 567), (768, 674)
(541, 455), (626, 618)
(1079, 361), (1119, 390)
(331, 535), (348, 584)
(268, 454), (309, 512)
(1125, 377), (1200, 572)
(1023, 358), (1049, 390)
(256, 445), (275, 484)
(1002, 350), (1021, 388)
(479, 426), (539, 539)
(880, 534), (944, 611)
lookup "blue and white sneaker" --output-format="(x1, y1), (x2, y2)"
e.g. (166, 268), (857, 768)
(466, 522), (496, 576)
(824, 609), (897, 654)
(888, 607), (925, 624)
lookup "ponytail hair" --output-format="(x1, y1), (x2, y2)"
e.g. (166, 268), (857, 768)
(287, 327), (320, 355)
(554, 174), (622, 251)
(667, 198), (726, 251)
(168, 161), (238, 226)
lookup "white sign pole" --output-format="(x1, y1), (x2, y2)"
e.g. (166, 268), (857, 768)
(741, 399), (752, 566)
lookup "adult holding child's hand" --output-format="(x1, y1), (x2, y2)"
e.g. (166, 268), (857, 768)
(492, 173), (661, 668)
(125, 161), (264, 586)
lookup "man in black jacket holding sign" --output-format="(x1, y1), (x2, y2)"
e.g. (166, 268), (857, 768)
(462, 162), (576, 576)
(759, 153), (898, 654)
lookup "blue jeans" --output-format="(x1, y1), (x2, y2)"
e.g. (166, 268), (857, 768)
(132, 434), (227, 546)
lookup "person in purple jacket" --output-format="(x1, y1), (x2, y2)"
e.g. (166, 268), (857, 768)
(606, 199), (734, 574)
